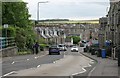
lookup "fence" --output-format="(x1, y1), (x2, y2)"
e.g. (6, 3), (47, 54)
(0, 37), (16, 50)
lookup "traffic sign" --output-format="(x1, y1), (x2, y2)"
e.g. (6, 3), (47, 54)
(3, 24), (8, 28)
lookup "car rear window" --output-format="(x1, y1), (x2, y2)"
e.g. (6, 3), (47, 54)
(58, 45), (64, 47)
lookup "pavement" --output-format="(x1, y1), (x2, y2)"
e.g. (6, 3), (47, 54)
(79, 51), (120, 77)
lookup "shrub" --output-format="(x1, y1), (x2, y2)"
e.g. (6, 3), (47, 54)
(1, 26), (16, 37)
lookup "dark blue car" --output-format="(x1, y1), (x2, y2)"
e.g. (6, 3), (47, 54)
(49, 45), (60, 55)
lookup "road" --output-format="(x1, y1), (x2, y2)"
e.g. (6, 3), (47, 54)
(2, 47), (95, 77)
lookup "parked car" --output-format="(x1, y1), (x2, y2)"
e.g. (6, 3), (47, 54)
(58, 44), (67, 51)
(71, 46), (78, 52)
(49, 45), (60, 55)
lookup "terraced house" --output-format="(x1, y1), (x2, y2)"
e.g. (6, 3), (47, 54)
(99, 0), (120, 62)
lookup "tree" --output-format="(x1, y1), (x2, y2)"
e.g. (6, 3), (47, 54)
(72, 36), (80, 44)
(2, 2), (31, 28)
(2, 2), (37, 52)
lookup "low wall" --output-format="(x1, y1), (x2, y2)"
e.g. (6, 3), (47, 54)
(0, 46), (18, 57)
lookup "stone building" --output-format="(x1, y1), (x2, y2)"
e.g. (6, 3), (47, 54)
(64, 23), (99, 41)
(102, 0), (120, 60)
(99, 17), (108, 48)
(107, 0), (120, 47)
(35, 24), (65, 45)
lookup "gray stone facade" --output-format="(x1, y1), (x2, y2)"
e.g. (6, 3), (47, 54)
(107, 1), (120, 47)
(99, 17), (108, 48)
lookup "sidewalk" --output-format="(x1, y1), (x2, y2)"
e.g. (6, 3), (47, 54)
(80, 52), (120, 77)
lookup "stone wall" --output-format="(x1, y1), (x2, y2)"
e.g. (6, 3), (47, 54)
(0, 46), (18, 57)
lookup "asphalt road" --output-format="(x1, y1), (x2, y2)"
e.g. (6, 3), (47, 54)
(2, 51), (65, 75)
(2, 47), (95, 77)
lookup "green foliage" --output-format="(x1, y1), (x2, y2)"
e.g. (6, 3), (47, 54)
(2, 2), (31, 28)
(72, 36), (80, 44)
(90, 35), (92, 39)
(17, 51), (31, 55)
(15, 27), (27, 51)
(66, 36), (80, 44)
(39, 44), (48, 51)
(1, 26), (16, 37)
(38, 38), (46, 44)
(2, 2), (38, 53)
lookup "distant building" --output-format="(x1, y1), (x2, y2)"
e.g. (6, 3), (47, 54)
(99, 17), (108, 48)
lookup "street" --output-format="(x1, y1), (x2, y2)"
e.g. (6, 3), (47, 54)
(2, 47), (95, 77)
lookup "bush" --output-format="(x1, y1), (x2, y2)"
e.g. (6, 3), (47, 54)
(17, 51), (31, 55)
(1, 26), (16, 37)
(15, 27), (37, 52)
(72, 36), (80, 44)
(40, 44), (48, 51)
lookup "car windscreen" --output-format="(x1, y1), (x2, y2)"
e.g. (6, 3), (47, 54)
(72, 46), (77, 48)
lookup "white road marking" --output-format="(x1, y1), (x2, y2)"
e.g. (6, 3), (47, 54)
(27, 59), (29, 61)
(90, 60), (94, 64)
(72, 67), (86, 75)
(11, 62), (15, 64)
(3, 71), (15, 77)
(37, 65), (41, 68)
(53, 61), (56, 64)
(34, 56), (40, 59)
(88, 66), (96, 76)
(72, 60), (93, 76)
(34, 57), (37, 59)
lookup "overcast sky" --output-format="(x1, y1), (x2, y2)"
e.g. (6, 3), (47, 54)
(23, 0), (110, 20)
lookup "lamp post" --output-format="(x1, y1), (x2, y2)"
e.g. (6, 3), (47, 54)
(3, 24), (8, 48)
(37, 1), (49, 21)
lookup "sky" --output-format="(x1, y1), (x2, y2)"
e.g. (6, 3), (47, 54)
(23, 0), (110, 20)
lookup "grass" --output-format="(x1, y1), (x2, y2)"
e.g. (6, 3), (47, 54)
(17, 51), (32, 55)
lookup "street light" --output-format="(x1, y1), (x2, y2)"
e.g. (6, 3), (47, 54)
(3, 24), (8, 48)
(37, 1), (49, 21)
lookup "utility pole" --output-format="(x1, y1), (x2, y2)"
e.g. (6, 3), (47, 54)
(37, 1), (49, 22)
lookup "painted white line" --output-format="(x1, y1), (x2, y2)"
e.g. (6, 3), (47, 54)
(37, 65), (41, 68)
(72, 67), (86, 76)
(27, 59), (29, 61)
(53, 61), (56, 64)
(34, 56), (40, 59)
(34, 57), (37, 59)
(90, 60), (94, 64)
(72, 62), (93, 76)
(87, 63), (92, 67)
(88, 66), (96, 76)
(3, 71), (15, 76)
(11, 61), (15, 64)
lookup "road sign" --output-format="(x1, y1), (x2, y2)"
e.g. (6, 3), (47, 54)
(3, 24), (8, 28)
